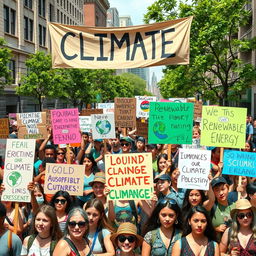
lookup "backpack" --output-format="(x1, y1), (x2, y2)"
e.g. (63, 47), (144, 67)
(27, 234), (57, 256)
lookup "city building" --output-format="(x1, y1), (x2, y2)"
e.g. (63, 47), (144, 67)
(107, 7), (119, 27)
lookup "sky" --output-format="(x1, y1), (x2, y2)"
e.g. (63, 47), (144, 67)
(108, 0), (164, 82)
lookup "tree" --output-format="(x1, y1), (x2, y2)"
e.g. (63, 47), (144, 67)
(16, 52), (64, 111)
(0, 38), (12, 91)
(145, 0), (256, 106)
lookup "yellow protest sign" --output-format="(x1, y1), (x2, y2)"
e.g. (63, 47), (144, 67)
(200, 106), (247, 148)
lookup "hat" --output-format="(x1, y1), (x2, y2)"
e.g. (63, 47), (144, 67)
(110, 222), (143, 248)
(211, 176), (227, 188)
(120, 137), (132, 144)
(154, 174), (171, 183)
(230, 199), (254, 218)
(136, 136), (145, 144)
(89, 172), (106, 186)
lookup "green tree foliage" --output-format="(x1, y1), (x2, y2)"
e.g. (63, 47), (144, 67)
(145, 0), (256, 106)
(0, 38), (12, 90)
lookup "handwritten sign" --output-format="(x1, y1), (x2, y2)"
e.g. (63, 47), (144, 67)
(135, 96), (156, 118)
(44, 164), (84, 195)
(136, 120), (148, 141)
(79, 116), (92, 132)
(115, 98), (136, 128)
(51, 108), (81, 144)
(80, 109), (103, 116)
(91, 114), (115, 139)
(105, 153), (154, 200)
(97, 103), (115, 114)
(223, 150), (256, 177)
(148, 102), (194, 144)
(0, 118), (9, 138)
(200, 106), (247, 148)
(2, 139), (35, 202)
(17, 112), (48, 139)
(42, 109), (52, 126)
(182, 139), (206, 150)
(178, 148), (211, 190)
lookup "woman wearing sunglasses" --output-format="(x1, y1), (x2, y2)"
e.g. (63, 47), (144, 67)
(172, 206), (219, 256)
(84, 199), (115, 255)
(142, 199), (182, 256)
(56, 148), (66, 164)
(220, 199), (256, 256)
(53, 207), (91, 256)
(50, 191), (73, 232)
(110, 222), (143, 256)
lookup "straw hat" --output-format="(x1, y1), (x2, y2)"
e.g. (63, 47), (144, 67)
(110, 222), (144, 248)
(230, 199), (254, 218)
(89, 172), (106, 186)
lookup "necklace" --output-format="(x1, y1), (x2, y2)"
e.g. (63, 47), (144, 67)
(38, 234), (51, 240)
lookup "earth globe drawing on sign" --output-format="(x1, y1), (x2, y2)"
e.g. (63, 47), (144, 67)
(153, 121), (168, 140)
(96, 120), (111, 135)
(7, 171), (22, 187)
(140, 100), (150, 112)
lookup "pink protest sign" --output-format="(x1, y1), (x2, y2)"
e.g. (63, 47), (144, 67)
(51, 108), (81, 144)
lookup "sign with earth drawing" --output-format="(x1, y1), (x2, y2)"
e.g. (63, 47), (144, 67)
(135, 96), (157, 118)
(2, 139), (35, 202)
(148, 102), (194, 144)
(91, 114), (116, 140)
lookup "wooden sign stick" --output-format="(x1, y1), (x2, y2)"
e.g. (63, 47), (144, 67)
(13, 202), (19, 234)
(167, 144), (172, 173)
(66, 144), (71, 164)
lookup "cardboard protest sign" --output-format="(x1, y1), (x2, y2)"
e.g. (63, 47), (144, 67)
(135, 96), (157, 118)
(114, 98), (136, 128)
(105, 153), (154, 200)
(79, 116), (92, 132)
(2, 139), (35, 202)
(42, 109), (52, 126)
(178, 148), (211, 190)
(148, 102), (194, 144)
(91, 114), (116, 139)
(0, 118), (9, 138)
(97, 103), (115, 114)
(136, 120), (148, 141)
(16, 112), (48, 139)
(182, 138), (206, 150)
(200, 106), (247, 148)
(44, 164), (84, 195)
(193, 101), (202, 121)
(0, 139), (7, 162)
(80, 109), (103, 116)
(51, 108), (81, 144)
(223, 150), (256, 177)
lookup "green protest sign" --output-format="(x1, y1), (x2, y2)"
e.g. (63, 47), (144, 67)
(148, 102), (194, 144)
(200, 106), (247, 148)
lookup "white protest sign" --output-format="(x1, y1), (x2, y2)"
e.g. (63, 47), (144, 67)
(182, 139), (206, 150)
(135, 96), (157, 118)
(91, 114), (116, 139)
(97, 103), (115, 114)
(79, 116), (92, 132)
(2, 139), (35, 202)
(178, 148), (211, 190)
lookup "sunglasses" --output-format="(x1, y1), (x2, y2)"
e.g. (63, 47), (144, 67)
(118, 235), (136, 243)
(54, 199), (67, 205)
(237, 212), (253, 219)
(121, 143), (130, 147)
(157, 198), (177, 206)
(68, 221), (87, 228)
(57, 152), (65, 155)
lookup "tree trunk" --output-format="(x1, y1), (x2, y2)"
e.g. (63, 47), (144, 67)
(38, 96), (42, 111)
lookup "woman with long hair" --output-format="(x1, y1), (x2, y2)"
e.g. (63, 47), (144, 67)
(53, 207), (91, 256)
(56, 148), (66, 164)
(228, 176), (249, 203)
(156, 154), (170, 176)
(141, 199), (182, 256)
(21, 205), (62, 256)
(50, 191), (73, 232)
(172, 206), (219, 256)
(220, 199), (256, 255)
(83, 198), (115, 255)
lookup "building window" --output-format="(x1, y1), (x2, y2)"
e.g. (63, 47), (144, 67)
(57, 10), (59, 22)
(61, 12), (63, 23)
(49, 4), (54, 21)
(4, 6), (16, 35)
(24, 16), (33, 41)
(38, 0), (46, 17)
(39, 24), (46, 46)
(24, 0), (33, 9)
(9, 60), (16, 82)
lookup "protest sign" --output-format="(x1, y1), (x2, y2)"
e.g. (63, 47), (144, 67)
(51, 108), (81, 144)
(8, 113), (17, 126)
(0, 139), (6, 162)
(1, 139), (35, 202)
(80, 109), (103, 116)
(182, 138), (205, 150)
(148, 102), (194, 144)
(0, 118), (9, 138)
(42, 109), (52, 126)
(97, 103), (115, 114)
(135, 96), (157, 118)
(49, 17), (193, 69)
(178, 148), (211, 190)
(79, 116), (92, 132)
(105, 153), (154, 200)
(17, 112), (48, 139)
(200, 106), (247, 148)
(44, 164), (84, 195)
(91, 114), (115, 139)
(193, 101), (202, 121)
(136, 120), (148, 141)
(114, 98), (136, 128)
(223, 150), (256, 177)
(168, 98), (187, 103)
